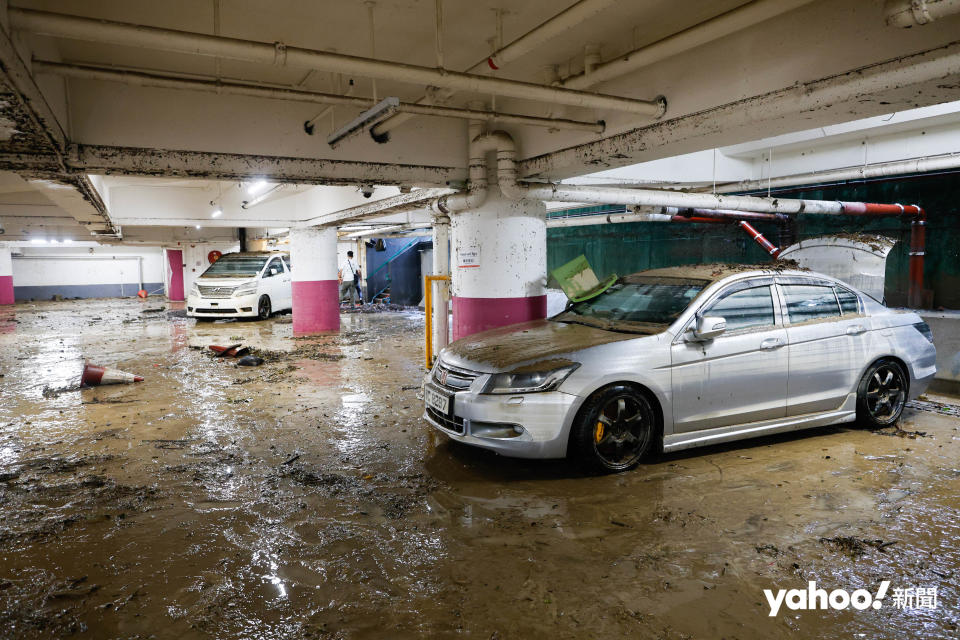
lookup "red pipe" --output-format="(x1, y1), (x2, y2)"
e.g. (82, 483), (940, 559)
(908, 209), (927, 308)
(738, 220), (781, 258)
(677, 208), (789, 222)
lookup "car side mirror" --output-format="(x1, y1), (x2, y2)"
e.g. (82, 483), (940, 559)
(689, 315), (726, 341)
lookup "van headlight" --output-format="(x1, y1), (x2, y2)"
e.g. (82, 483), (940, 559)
(233, 281), (257, 297)
(482, 363), (580, 395)
(189, 282), (200, 297)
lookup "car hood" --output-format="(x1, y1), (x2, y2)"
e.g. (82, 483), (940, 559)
(441, 319), (647, 373)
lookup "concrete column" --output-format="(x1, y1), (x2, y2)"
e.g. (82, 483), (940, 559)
(451, 187), (547, 340)
(0, 244), (13, 305)
(432, 215), (451, 354)
(290, 226), (339, 334)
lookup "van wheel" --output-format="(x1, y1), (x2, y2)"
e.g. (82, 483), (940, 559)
(856, 359), (908, 428)
(571, 385), (657, 473)
(257, 295), (272, 320)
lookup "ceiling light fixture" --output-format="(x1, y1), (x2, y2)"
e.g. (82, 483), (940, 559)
(211, 209), (223, 218)
(247, 180), (270, 196)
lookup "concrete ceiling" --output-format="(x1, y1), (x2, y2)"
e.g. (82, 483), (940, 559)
(0, 0), (957, 240)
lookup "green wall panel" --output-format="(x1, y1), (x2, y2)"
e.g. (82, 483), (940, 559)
(547, 172), (960, 308)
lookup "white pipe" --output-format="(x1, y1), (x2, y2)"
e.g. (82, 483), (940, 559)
(431, 215), (450, 355)
(561, 0), (818, 89)
(704, 152), (960, 193)
(34, 60), (605, 133)
(430, 118), (489, 214)
(373, 0), (620, 135)
(486, 0), (619, 70)
(11, 8), (663, 117)
(479, 130), (909, 215)
(885, 0), (960, 26)
(546, 212), (649, 228)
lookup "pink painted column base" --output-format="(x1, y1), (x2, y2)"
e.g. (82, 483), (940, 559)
(292, 280), (340, 334)
(452, 295), (547, 341)
(0, 275), (13, 305)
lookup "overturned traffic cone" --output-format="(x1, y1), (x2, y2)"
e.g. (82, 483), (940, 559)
(80, 362), (144, 387)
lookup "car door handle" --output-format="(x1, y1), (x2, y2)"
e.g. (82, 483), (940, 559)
(760, 338), (785, 351)
(846, 325), (866, 336)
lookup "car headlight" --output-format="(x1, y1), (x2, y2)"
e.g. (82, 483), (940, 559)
(233, 282), (257, 296)
(482, 363), (580, 394)
(189, 282), (200, 296)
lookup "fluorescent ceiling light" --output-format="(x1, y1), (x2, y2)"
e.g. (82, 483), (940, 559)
(247, 180), (270, 195)
(195, 225), (202, 229)
(211, 209), (223, 218)
(30, 238), (45, 244)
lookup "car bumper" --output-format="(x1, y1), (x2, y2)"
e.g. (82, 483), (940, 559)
(186, 293), (260, 318)
(423, 381), (578, 459)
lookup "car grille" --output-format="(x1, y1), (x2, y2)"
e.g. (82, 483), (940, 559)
(197, 284), (236, 298)
(433, 362), (480, 391)
(426, 406), (465, 434)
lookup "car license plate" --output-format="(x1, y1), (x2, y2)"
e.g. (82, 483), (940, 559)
(425, 384), (451, 414)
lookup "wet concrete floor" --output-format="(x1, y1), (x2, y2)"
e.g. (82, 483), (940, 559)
(0, 298), (959, 639)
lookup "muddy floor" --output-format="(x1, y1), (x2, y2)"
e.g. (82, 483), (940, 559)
(1, 298), (959, 639)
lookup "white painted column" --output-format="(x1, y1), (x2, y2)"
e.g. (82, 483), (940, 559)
(432, 215), (451, 354)
(451, 187), (547, 340)
(0, 244), (13, 305)
(289, 226), (339, 334)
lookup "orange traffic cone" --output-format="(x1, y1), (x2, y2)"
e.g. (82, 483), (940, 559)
(80, 362), (144, 387)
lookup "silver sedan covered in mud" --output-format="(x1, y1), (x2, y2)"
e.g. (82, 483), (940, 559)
(423, 264), (937, 472)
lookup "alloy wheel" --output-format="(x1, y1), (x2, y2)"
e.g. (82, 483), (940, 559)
(593, 394), (653, 468)
(865, 363), (906, 423)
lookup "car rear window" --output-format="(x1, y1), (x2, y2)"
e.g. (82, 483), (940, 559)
(836, 287), (860, 314)
(202, 255), (268, 277)
(783, 284), (841, 323)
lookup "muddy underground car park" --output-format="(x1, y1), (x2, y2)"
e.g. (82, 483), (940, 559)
(3, 1), (960, 638)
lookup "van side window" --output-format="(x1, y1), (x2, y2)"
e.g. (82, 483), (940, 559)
(705, 286), (775, 332)
(263, 258), (283, 278)
(836, 287), (860, 315)
(782, 284), (841, 323)
(282, 255), (291, 271)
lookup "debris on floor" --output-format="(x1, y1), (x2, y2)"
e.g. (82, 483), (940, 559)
(236, 355), (264, 367)
(80, 362), (144, 386)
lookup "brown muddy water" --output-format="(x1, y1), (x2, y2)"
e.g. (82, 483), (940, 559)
(1, 298), (959, 639)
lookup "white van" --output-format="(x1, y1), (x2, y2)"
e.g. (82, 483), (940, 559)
(186, 252), (291, 321)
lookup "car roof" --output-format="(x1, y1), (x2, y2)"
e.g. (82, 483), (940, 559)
(219, 251), (288, 258)
(626, 262), (813, 283)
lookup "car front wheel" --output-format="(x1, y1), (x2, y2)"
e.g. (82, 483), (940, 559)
(257, 295), (272, 320)
(856, 358), (908, 428)
(571, 384), (658, 473)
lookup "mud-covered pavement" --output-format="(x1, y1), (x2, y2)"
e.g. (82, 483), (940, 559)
(1, 298), (959, 639)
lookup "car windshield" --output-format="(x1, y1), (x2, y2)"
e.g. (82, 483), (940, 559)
(554, 276), (707, 332)
(202, 255), (268, 277)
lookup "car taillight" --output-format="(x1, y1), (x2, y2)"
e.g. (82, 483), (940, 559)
(913, 321), (934, 343)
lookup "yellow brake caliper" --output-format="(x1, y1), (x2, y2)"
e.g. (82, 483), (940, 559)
(594, 421), (605, 444)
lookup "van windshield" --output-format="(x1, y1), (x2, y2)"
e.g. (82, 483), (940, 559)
(554, 277), (707, 332)
(202, 255), (268, 277)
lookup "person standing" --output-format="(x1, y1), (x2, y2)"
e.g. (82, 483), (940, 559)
(339, 250), (359, 304)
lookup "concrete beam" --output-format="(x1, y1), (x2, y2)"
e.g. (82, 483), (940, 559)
(299, 188), (453, 227)
(521, 39), (960, 180)
(0, 18), (117, 235)
(64, 144), (463, 188)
